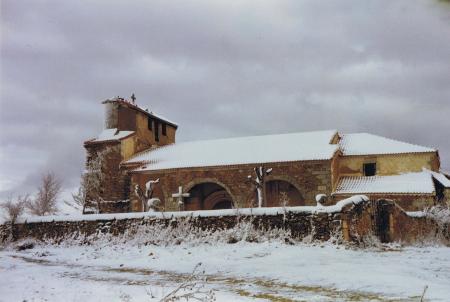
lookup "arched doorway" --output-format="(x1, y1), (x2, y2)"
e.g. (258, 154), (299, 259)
(266, 180), (304, 206)
(185, 182), (234, 210)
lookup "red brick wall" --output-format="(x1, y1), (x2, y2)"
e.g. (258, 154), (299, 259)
(130, 160), (333, 212)
(118, 105), (137, 131)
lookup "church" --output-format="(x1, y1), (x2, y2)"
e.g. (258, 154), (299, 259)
(84, 96), (450, 213)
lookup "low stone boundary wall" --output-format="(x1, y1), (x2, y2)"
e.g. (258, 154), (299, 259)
(0, 197), (448, 245)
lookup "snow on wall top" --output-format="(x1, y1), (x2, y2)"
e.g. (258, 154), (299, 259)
(334, 171), (435, 195)
(125, 130), (339, 171)
(339, 133), (435, 156)
(12, 195), (369, 224)
(90, 128), (134, 143)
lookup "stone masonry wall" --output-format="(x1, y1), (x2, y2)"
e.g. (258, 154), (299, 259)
(84, 142), (130, 210)
(341, 199), (449, 244)
(131, 160), (333, 212)
(0, 211), (340, 244)
(1, 199), (447, 245)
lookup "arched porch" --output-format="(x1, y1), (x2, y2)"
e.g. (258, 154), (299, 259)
(184, 182), (235, 210)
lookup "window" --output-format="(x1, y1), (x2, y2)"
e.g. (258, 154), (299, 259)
(162, 123), (167, 136)
(363, 163), (377, 176)
(154, 120), (160, 142)
(147, 117), (153, 131)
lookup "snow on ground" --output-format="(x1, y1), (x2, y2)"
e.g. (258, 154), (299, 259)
(1, 240), (450, 301)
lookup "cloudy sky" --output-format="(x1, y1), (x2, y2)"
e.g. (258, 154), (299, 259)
(1, 0), (450, 199)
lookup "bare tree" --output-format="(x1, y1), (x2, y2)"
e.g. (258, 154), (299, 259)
(69, 147), (111, 214)
(66, 186), (88, 213)
(247, 165), (272, 208)
(27, 172), (61, 216)
(1, 195), (28, 223)
(1, 195), (29, 241)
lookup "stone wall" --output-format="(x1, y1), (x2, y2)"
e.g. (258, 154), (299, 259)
(131, 160), (333, 212)
(342, 199), (449, 244)
(1, 199), (447, 245)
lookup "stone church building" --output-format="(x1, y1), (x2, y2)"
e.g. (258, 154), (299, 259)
(84, 96), (450, 213)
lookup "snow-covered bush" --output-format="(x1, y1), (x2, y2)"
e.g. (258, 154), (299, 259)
(424, 205), (450, 244)
(424, 205), (450, 225)
(44, 217), (296, 248)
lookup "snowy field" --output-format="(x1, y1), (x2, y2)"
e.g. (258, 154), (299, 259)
(1, 240), (450, 302)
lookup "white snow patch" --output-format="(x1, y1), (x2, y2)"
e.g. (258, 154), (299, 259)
(1, 242), (449, 301)
(406, 211), (426, 218)
(90, 128), (134, 142)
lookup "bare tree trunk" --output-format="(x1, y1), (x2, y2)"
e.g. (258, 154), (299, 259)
(257, 187), (263, 208)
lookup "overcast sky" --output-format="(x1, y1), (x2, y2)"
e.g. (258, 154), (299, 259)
(1, 0), (450, 199)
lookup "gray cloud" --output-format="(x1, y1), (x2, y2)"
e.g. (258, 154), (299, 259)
(1, 0), (450, 198)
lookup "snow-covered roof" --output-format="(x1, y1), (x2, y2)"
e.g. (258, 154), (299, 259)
(125, 130), (339, 171)
(88, 128), (134, 143)
(427, 169), (450, 188)
(339, 133), (435, 156)
(334, 172), (435, 195)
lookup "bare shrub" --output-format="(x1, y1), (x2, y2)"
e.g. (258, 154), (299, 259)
(1, 195), (29, 241)
(1, 195), (28, 223)
(27, 172), (61, 216)
(158, 262), (215, 302)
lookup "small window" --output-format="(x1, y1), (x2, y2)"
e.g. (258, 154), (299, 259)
(162, 123), (167, 136)
(147, 117), (153, 131)
(363, 163), (377, 176)
(154, 120), (160, 142)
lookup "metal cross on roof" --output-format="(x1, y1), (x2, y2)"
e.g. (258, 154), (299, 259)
(131, 93), (136, 104)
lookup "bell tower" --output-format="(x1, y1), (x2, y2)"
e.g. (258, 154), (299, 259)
(83, 95), (178, 213)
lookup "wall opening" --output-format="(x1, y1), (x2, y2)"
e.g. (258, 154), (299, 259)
(250, 180), (304, 207)
(185, 182), (234, 210)
(363, 162), (377, 176)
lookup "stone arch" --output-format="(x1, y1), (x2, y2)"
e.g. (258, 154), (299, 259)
(184, 178), (236, 211)
(265, 175), (305, 196)
(247, 176), (305, 207)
